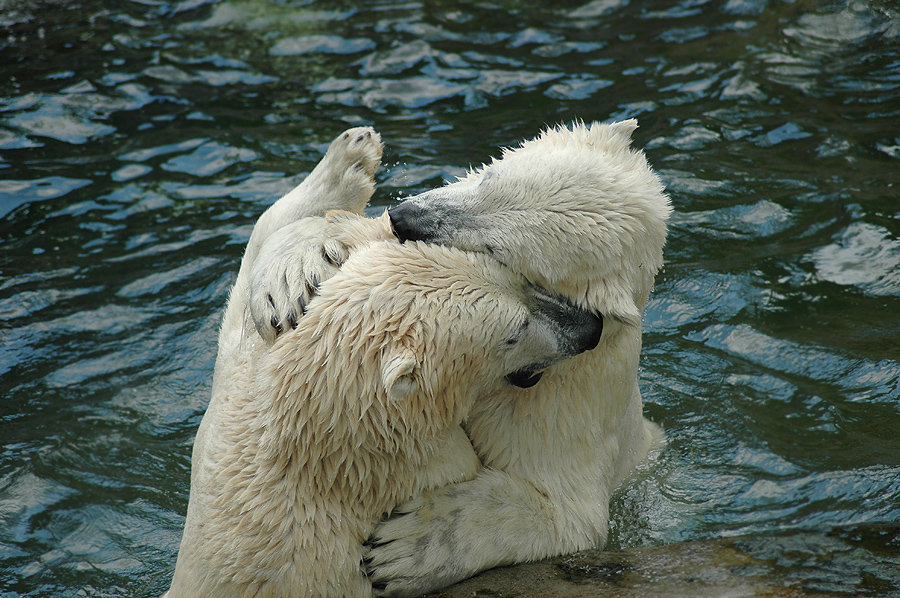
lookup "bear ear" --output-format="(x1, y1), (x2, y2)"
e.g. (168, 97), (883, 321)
(606, 118), (638, 140)
(382, 350), (420, 399)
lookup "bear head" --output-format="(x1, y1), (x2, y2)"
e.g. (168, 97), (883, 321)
(264, 240), (603, 448)
(387, 120), (672, 327)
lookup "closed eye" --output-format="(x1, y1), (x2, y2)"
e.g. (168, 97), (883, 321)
(503, 317), (529, 346)
(484, 243), (506, 262)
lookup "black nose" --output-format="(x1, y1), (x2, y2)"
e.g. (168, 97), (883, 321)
(583, 312), (603, 352)
(388, 203), (428, 243)
(529, 288), (604, 356)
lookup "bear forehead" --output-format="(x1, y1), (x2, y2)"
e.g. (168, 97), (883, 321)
(339, 240), (528, 300)
(302, 241), (530, 341)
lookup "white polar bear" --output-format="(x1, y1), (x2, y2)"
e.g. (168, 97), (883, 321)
(250, 121), (671, 596)
(163, 128), (604, 598)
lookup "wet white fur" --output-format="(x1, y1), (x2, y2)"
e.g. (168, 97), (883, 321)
(313, 121), (672, 596)
(163, 128), (599, 598)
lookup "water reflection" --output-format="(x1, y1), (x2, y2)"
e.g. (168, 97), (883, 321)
(813, 221), (900, 296)
(1, 0), (899, 596)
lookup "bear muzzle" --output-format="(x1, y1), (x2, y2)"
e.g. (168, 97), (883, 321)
(389, 201), (436, 243)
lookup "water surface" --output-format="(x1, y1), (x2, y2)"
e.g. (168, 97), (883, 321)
(1, 0), (899, 596)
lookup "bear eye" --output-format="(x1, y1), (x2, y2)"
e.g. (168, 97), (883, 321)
(504, 317), (529, 346)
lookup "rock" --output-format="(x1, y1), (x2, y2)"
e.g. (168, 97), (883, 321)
(424, 524), (900, 598)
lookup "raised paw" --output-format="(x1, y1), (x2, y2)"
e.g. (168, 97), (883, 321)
(331, 127), (383, 180)
(301, 126), (384, 216)
(249, 218), (349, 344)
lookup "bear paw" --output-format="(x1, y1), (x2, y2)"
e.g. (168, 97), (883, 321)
(365, 468), (567, 597)
(365, 493), (477, 598)
(248, 212), (396, 345)
(249, 218), (349, 344)
(329, 126), (382, 181)
(302, 126), (383, 215)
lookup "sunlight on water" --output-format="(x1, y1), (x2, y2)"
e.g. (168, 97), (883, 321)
(1, 0), (898, 596)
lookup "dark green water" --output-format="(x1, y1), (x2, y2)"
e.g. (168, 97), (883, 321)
(1, 0), (898, 596)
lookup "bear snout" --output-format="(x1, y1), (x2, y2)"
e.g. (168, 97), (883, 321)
(529, 289), (604, 357)
(563, 309), (603, 355)
(388, 202), (433, 244)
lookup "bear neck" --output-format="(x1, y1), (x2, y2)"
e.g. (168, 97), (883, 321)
(246, 329), (455, 535)
(198, 375), (438, 597)
(466, 316), (642, 488)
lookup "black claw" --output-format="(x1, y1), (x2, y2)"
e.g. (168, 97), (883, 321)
(270, 316), (283, 334)
(364, 538), (390, 550)
(383, 509), (409, 522)
(267, 293), (276, 309)
(298, 295), (308, 315)
(287, 311), (298, 330)
(372, 581), (387, 591)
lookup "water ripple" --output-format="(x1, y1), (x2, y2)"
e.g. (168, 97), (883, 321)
(0, 177), (93, 218)
(811, 222), (900, 297)
(270, 34), (375, 57)
(1, 0), (899, 595)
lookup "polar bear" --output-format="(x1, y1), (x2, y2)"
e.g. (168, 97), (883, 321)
(163, 128), (604, 598)
(250, 121), (671, 596)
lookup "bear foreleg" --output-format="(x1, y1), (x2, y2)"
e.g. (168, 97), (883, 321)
(219, 127), (383, 356)
(366, 467), (607, 598)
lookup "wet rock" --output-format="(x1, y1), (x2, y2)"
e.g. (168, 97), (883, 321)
(425, 524), (900, 598)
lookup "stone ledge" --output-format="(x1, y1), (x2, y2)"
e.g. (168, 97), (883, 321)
(424, 524), (900, 598)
